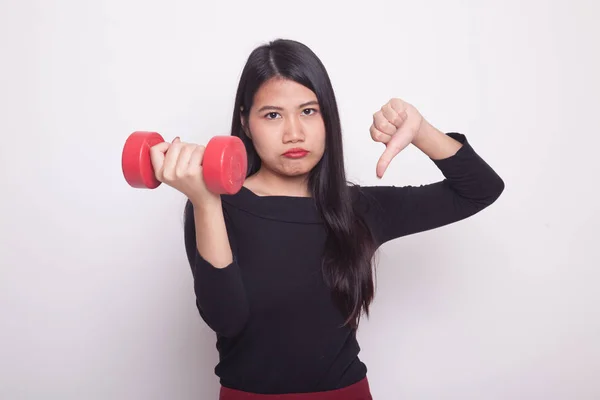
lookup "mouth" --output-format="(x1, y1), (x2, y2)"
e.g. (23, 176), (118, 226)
(282, 148), (309, 158)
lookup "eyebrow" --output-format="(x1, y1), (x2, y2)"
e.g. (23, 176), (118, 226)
(257, 101), (319, 112)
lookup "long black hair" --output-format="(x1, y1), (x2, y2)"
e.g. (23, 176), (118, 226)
(225, 38), (378, 328)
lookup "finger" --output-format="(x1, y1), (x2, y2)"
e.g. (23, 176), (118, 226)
(376, 128), (414, 178)
(149, 142), (170, 181)
(373, 110), (397, 135)
(188, 145), (206, 172)
(149, 141), (170, 156)
(370, 124), (391, 144)
(381, 102), (406, 129)
(390, 98), (409, 115)
(176, 144), (195, 177)
(162, 140), (183, 181)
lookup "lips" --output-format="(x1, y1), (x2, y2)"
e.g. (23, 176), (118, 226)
(283, 148), (309, 158)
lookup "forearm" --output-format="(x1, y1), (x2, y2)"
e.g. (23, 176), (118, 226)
(412, 120), (463, 160)
(192, 197), (233, 269)
(363, 130), (504, 243)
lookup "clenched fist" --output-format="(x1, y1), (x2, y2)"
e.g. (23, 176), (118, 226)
(369, 98), (424, 178)
(149, 137), (219, 205)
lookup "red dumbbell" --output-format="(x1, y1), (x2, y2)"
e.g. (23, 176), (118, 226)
(121, 131), (247, 195)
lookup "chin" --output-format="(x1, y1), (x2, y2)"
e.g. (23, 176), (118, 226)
(279, 162), (316, 177)
(282, 167), (311, 177)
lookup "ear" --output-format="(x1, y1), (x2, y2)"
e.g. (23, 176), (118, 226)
(240, 107), (252, 139)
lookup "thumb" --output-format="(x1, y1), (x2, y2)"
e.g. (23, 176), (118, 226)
(149, 142), (170, 173)
(376, 130), (413, 178)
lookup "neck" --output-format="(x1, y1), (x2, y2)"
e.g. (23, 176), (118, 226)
(245, 167), (311, 197)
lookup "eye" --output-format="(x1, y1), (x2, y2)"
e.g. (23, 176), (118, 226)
(302, 108), (318, 116)
(264, 112), (280, 119)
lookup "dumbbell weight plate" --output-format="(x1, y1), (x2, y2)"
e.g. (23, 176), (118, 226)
(203, 136), (248, 195)
(122, 131), (165, 189)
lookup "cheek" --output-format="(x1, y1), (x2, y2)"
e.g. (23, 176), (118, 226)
(248, 121), (276, 153)
(251, 136), (275, 158)
(311, 123), (326, 153)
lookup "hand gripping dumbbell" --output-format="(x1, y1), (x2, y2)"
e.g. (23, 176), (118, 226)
(121, 131), (248, 194)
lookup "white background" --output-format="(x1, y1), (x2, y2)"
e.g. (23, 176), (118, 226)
(1, 0), (599, 399)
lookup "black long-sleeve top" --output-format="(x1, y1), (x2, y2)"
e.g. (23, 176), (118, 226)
(183, 132), (505, 394)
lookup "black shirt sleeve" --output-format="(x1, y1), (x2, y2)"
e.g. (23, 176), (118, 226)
(356, 132), (505, 246)
(183, 201), (250, 338)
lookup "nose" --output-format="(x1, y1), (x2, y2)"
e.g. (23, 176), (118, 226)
(282, 115), (304, 143)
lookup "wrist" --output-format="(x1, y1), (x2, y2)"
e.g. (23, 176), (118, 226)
(411, 120), (462, 160)
(412, 119), (443, 147)
(190, 193), (221, 211)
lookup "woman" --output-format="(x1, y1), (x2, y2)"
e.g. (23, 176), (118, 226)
(149, 39), (504, 399)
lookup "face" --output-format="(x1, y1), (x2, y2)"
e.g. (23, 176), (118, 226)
(242, 77), (326, 178)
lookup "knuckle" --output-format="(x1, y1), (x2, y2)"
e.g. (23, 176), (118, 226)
(370, 128), (379, 140)
(172, 143), (183, 153)
(175, 165), (190, 179)
(162, 172), (174, 182)
(187, 167), (200, 178)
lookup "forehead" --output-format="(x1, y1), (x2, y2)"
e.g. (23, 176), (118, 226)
(253, 78), (317, 106)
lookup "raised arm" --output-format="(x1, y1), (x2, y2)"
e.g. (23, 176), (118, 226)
(358, 132), (504, 245)
(149, 137), (250, 337)
(359, 98), (504, 245)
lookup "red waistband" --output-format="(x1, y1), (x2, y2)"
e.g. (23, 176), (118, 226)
(219, 377), (372, 400)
